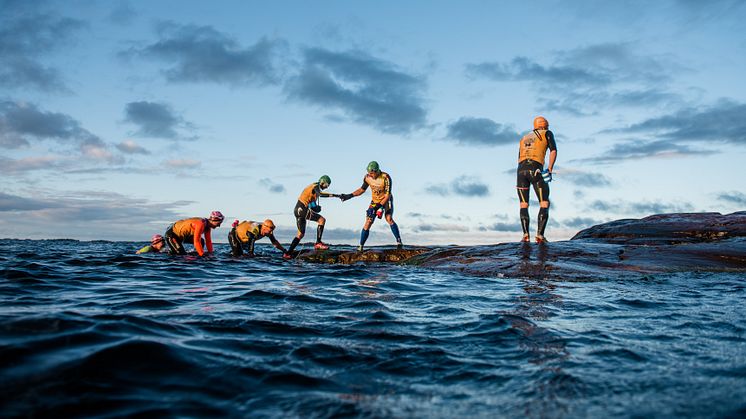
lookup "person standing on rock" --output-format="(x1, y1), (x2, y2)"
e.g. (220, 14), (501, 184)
(284, 176), (338, 259)
(516, 116), (557, 243)
(339, 161), (403, 252)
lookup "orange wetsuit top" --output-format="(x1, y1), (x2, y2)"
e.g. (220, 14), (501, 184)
(172, 217), (213, 256)
(297, 182), (333, 207)
(360, 172), (392, 204)
(518, 129), (557, 166)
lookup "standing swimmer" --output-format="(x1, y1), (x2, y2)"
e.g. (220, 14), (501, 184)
(339, 161), (402, 252)
(165, 211), (224, 256)
(229, 219), (286, 257)
(284, 176), (339, 259)
(136, 234), (165, 254)
(516, 116), (557, 243)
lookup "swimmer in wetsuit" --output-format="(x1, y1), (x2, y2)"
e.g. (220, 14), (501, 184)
(165, 211), (224, 256)
(284, 176), (339, 258)
(516, 116), (557, 243)
(339, 161), (402, 251)
(228, 219), (286, 257)
(136, 234), (165, 254)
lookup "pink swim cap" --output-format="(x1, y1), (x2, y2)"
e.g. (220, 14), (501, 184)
(151, 234), (164, 245)
(209, 211), (224, 222)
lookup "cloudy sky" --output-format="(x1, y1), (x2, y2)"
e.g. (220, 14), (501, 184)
(2, 0), (745, 245)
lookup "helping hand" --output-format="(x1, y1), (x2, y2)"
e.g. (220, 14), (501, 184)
(339, 193), (354, 202)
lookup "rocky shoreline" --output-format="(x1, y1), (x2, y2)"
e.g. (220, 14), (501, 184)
(296, 212), (746, 280)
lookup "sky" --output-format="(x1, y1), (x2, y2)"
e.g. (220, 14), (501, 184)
(2, 0), (745, 245)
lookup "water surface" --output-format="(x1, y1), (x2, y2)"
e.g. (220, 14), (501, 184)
(1, 240), (744, 417)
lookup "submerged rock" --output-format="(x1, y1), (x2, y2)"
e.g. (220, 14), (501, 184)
(295, 212), (746, 280)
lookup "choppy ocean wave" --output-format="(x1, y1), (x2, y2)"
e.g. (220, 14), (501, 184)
(1, 240), (745, 418)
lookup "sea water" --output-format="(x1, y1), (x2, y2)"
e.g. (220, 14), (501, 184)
(1, 240), (744, 417)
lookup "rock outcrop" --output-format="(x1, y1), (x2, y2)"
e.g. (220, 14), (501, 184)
(571, 212), (746, 244)
(295, 212), (746, 280)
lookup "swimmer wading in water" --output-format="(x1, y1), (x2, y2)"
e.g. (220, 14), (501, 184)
(136, 234), (165, 254)
(228, 219), (286, 257)
(165, 211), (224, 256)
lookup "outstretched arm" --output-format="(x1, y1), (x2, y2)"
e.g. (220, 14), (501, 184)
(340, 177), (369, 201)
(268, 234), (287, 253)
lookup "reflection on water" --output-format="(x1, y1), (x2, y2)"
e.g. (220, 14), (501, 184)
(1, 240), (745, 418)
(510, 242), (571, 417)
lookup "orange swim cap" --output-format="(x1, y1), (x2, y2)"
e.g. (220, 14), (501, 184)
(263, 219), (275, 229)
(533, 116), (548, 130)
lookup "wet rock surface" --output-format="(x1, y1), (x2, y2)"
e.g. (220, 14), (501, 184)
(296, 247), (430, 264)
(571, 211), (746, 244)
(296, 212), (746, 280)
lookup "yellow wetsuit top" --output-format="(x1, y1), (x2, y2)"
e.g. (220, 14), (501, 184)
(360, 172), (392, 204)
(235, 221), (263, 243)
(136, 245), (158, 254)
(518, 129), (556, 166)
(171, 217), (213, 256)
(233, 220), (282, 251)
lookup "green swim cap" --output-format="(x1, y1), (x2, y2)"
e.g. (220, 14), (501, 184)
(319, 175), (331, 187)
(367, 161), (380, 172)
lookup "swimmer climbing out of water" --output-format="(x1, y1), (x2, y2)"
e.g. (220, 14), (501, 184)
(516, 116), (557, 243)
(283, 176), (340, 259)
(339, 161), (402, 252)
(165, 211), (224, 256)
(229, 219), (286, 257)
(136, 234), (165, 254)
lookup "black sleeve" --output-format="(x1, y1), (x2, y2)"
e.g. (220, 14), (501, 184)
(360, 177), (369, 191)
(268, 234), (285, 251)
(546, 130), (557, 152)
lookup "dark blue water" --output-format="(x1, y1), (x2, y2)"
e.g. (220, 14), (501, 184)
(1, 240), (745, 418)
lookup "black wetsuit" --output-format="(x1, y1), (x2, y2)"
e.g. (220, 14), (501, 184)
(294, 200), (322, 236)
